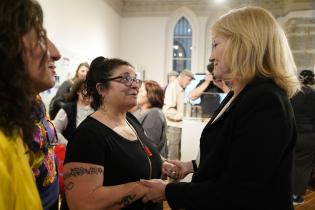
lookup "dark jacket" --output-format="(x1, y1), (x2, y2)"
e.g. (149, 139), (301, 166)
(165, 78), (296, 210)
(62, 102), (77, 141)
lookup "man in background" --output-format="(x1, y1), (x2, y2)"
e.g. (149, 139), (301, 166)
(163, 70), (194, 160)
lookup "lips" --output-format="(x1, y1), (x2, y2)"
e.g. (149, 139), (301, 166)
(48, 63), (55, 70)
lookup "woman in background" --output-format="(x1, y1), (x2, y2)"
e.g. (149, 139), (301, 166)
(135, 80), (168, 157)
(53, 79), (94, 145)
(0, 0), (61, 209)
(49, 62), (89, 120)
(291, 69), (315, 205)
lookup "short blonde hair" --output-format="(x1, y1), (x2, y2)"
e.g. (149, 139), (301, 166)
(212, 6), (300, 97)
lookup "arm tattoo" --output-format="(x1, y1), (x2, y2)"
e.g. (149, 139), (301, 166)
(63, 167), (104, 181)
(118, 195), (136, 207)
(65, 181), (74, 191)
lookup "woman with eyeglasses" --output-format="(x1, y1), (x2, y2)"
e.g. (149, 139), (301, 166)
(62, 57), (163, 210)
(0, 0), (61, 209)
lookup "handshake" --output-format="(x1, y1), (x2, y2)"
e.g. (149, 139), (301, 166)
(137, 159), (194, 203)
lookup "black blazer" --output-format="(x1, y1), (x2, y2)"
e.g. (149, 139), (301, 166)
(165, 78), (296, 210)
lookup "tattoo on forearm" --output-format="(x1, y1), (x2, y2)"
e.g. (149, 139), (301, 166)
(63, 167), (104, 181)
(118, 195), (136, 207)
(65, 181), (74, 191)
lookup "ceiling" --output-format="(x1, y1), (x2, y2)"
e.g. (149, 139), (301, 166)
(105, 0), (315, 17)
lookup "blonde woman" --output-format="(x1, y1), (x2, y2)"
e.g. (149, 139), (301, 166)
(141, 6), (300, 210)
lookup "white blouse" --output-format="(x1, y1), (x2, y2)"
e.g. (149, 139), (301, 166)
(53, 104), (94, 145)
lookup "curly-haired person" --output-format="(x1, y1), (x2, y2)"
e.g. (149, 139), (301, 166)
(0, 0), (61, 209)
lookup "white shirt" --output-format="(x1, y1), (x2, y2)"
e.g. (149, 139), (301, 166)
(162, 79), (185, 128)
(53, 104), (94, 145)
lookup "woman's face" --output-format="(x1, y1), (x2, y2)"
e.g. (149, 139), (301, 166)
(209, 35), (229, 81)
(103, 65), (140, 109)
(22, 29), (61, 93)
(137, 84), (149, 107)
(78, 89), (92, 106)
(77, 65), (89, 80)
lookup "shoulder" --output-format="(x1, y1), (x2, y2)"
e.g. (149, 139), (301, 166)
(60, 79), (72, 87)
(148, 108), (164, 118)
(244, 78), (287, 101)
(235, 79), (290, 114)
(127, 112), (142, 127)
(73, 117), (106, 138)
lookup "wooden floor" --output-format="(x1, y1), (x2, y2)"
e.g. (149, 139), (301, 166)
(295, 189), (315, 210)
(163, 188), (315, 210)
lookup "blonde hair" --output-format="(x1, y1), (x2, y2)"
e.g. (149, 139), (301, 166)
(212, 6), (300, 97)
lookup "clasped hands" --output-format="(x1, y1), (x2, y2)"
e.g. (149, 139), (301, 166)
(139, 159), (193, 203)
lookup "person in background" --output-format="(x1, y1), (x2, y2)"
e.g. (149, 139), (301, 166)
(135, 80), (168, 157)
(53, 79), (94, 145)
(164, 70), (179, 92)
(291, 69), (315, 205)
(141, 6), (300, 210)
(49, 62), (89, 120)
(190, 62), (229, 100)
(190, 62), (229, 117)
(0, 0), (61, 209)
(163, 69), (194, 160)
(62, 57), (163, 210)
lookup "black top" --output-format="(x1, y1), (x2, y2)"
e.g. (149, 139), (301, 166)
(196, 80), (224, 118)
(197, 80), (224, 94)
(64, 112), (162, 210)
(165, 78), (296, 210)
(290, 86), (315, 133)
(62, 102), (77, 141)
(49, 79), (73, 120)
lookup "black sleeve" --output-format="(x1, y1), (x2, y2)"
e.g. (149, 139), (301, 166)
(165, 88), (295, 209)
(195, 79), (204, 88)
(64, 125), (107, 166)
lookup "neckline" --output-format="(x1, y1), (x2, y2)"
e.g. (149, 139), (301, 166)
(88, 116), (138, 143)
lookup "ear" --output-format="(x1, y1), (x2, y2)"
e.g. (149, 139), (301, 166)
(95, 83), (106, 96)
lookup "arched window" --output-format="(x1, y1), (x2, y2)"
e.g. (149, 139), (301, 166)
(172, 17), (192, 72)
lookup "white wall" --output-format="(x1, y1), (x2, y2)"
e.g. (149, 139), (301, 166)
(37, 0), (221, 88)
(120, 17), (168, 85)
(38, 0), (121, 78)
(38, 0), (121, 107)
(120, 15), (209, 86)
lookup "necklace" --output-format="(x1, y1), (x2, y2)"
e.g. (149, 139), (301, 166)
(125, 119), (152, 179)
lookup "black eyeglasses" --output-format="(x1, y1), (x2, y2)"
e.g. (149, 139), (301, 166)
(100, 73), (142, 89)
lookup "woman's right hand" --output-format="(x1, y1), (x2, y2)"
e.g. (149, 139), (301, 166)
(162, 160), (193, 180)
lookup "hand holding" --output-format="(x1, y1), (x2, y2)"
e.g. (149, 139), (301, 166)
(166, 159), (193, 179)
(140, 179), (167, 203)
(162, 160), (180, 179)
(135, 181), (150, 198)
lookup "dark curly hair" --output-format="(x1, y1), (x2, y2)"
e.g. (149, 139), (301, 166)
(65, 79), (86, 103)
(299, 69), (315, 86)
(0, 0), (46, 147)
(85, 56), (133, 109)
(143, 80), (164, 108)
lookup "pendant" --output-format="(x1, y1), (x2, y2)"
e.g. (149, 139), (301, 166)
(143, 145), (152, 157)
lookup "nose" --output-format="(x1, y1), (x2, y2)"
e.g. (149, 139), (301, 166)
(47, 39), (61, 61)
(130, 79), (141, 89)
